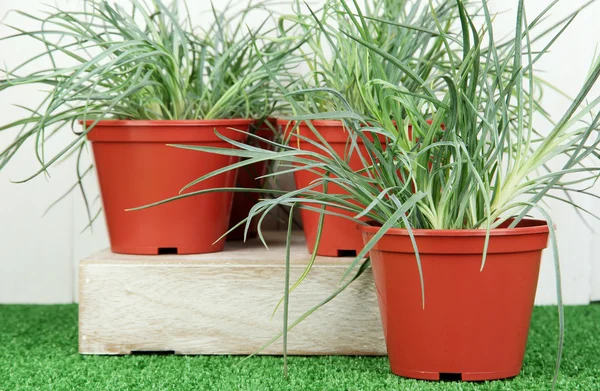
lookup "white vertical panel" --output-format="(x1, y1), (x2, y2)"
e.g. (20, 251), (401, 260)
(591, 181), (600, 302)
(0, 1), (70, 303)
(0, 90), (77, 303)
(0, 150), (75, 303)
(592, 254), (600, 301)
(488, 0), (600, 305)
(0, 0), (105, 303)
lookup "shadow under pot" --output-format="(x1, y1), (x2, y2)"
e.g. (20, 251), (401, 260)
(85, 119), (250, 255)
(227, 118), (277, 241)
(278, 119), (386, 257)
(359, 219), (549, 381)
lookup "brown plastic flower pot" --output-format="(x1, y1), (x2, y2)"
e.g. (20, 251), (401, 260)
(359, 219), (549, 381)
(227, 118), (276, 240)
(85, 119), (250, 255)
(279, 119), (385, 257)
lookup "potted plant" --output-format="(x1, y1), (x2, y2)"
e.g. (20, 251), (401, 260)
(276, 0), (461, 256)
(0, 0), (293, 254)
(145, 0), (600, 383)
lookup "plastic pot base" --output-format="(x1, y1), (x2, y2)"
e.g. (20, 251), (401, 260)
(301, 208), (365, 257)
(392, 367), (520, 382)
(303, 243), (363, 258)
(109, 243), (225, 256)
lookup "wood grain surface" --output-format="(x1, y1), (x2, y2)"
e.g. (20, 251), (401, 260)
(79, 232), (386, 355)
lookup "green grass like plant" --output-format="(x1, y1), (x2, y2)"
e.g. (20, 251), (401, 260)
(138, 0), (600, 385)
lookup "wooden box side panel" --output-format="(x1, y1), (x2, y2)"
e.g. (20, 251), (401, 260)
(79, 259), (386, 356)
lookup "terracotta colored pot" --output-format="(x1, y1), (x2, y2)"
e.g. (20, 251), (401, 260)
(227, 119), (277, 240)
(279, 119), (385, 257)
(85, 119), (250, 255)
(359, 219), (549, 381)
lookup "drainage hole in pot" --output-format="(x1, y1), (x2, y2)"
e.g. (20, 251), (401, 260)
(439, 373), (462, 381)
(131, 350), (175, 355)
(337, 249), (357, 257)
(158, 247), (178, 255)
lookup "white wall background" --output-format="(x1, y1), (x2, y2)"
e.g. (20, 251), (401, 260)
(1, 0), (599, 304)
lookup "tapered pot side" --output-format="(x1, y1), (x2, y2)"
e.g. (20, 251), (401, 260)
(278, 119), (386, 257)
(228, 119), (277, 240)
(358, 219), (550, 381)
(85, 119), (251, 255)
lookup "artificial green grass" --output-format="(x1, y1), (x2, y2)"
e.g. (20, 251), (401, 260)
(0, 305), (598, 390)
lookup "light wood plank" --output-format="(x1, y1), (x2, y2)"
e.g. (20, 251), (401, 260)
(79, 232), (386, 355)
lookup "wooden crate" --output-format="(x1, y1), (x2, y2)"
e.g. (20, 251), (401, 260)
(78, 232), (386, 355)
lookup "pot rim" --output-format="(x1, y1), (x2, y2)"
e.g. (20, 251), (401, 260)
(276, 119), (344, 127)
(358, 218), (549, 237)
(279, 119), (389, 144)
(276, 119), (436, 128)
(84, 119), (250, 143)
(80, 119), (254, 127)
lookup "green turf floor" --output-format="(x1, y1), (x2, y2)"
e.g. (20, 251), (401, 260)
(0, 305), (598, 391)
